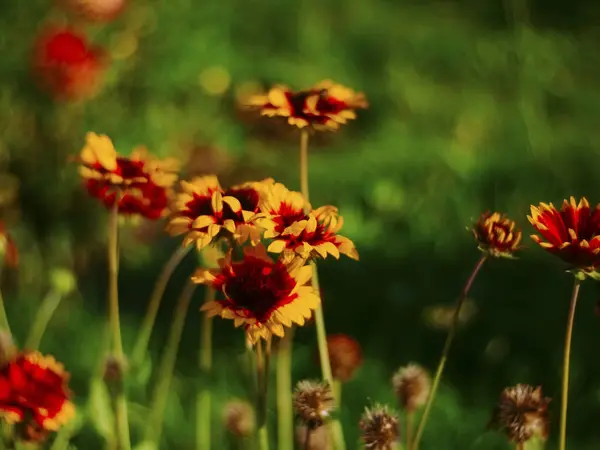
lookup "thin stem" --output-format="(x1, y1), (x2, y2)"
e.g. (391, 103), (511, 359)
(24, 289), (63, 350)
(131, 245), (191, 369)
(559, 277), (582, 450)
(405, 412), (414, 450)
(299, 129), (310, 208)
(256, 339), (270, 450)
(276, 330), (294, 450)
(107, 202), (131, 450)
(145, 279), (196, 444)
(0, 262), (11, 336)
(412, 255), (488, 450)
(196, 287), (216, 450)
(303, 426), (312, 450)
(516, 443), (524, 450)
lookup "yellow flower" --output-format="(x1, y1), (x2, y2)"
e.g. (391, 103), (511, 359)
(192, 244), (320, 344)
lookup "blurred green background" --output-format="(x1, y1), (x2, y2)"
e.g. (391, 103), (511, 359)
(2, 0), (600, 448)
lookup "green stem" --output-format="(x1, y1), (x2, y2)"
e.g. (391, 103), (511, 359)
(516, 443), (524, 450)
(197, 287), (216, 450)
(276, 330), (294, 450)
(145, 280), (196, 445)
(107, 202), (131, 450)
(0, 262), (11, 336)
(412, 255), (487, 450)
(405, 412), (414, 450)
(24, 289), (63, 350)
(130, 245), (191, 369)
(558, 276), (582, 450)
(255, 339), (270, 450)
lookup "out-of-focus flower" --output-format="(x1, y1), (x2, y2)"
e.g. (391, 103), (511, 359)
(472, 212), (521, 258)
(326, 334), (362, 382)
(529, 197), (600, 277)
(56, 0), (128, 22)
(0, 222), (18, 269)
(192, 244), (319, 344)
(0, 332), (15, 367)
(167, 176), (272, 250)
(293, 380), (335, 430)
(392, 364), (431, 413)
(359, 404), (399, 450)
(489, 384), (550, 444)
(423, 299), (478, 330)
(256, 182), (358, 263)
(78, 132), (179, 219)
(0, 352), (75, 442)
(244, 80), (368, 131)
(296, 424), (330, 450)
(223, 399), (255, 437)
(32, 27), (105, 101)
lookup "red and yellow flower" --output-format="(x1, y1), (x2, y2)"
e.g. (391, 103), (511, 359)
(78, 132), (179, 219)
(192, 244), (320, 344)
(245, 80), (368, 131)
(529, 197), (600, 276)
(166, 176), (272, 250)
(472, 211), (522, 258)
(0, 352), (75, 441)
(256, 183), (358, 263)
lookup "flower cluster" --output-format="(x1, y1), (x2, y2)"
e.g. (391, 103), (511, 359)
(245, 80), (368, 131)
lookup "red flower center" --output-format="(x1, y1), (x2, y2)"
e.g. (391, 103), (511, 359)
(184, 187), (260, 229)
(223, 257), (297, 323)
(43, 31), (91, 65)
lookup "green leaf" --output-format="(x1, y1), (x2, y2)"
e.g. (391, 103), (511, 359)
(87, 378), (115, 440)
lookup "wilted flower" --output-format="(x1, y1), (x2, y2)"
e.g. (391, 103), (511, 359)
(56, 0), (128, 22)
(223, 399), (255, 437)
(293, 380), (335, 430)
(78, 132), (179, 219)
(392, 363), (431, 413)
(489, 384), (550, 444)
(529, 197), (600, 277)
(359, 404), (399, 450)
(192, 244), (320, 344)
(167, 176), (272, 250)
(257, 182), (358, 263)
(0, 222), (18, 269)
(296, 424), (330, 450)
(326, 334), (362, 382)
(472, 212), (522, 258)
(245, 80), (368, 131)
(0, 352), (75, 442)
(32, 27), (105, 101)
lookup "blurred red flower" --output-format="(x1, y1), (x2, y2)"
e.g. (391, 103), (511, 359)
(56, 0), (127, 23)
(32, 27), (105, 101)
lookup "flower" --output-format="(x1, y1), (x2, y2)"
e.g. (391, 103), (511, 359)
(257, 182), (358, 263)
(391, 364), (431, 413)
(489, 384), (550, 444)
(472, 212), (522, 258)
(223, 399), (255, 437)
(167, 176), (272, 250)
(192, 244), (320, 344)
(359, 404), (399, 450)
(78, 132), (179, 219)
(293, 380), (335, 430)
(0, 352), (75, 441)
(245, 80), (368, 131)
(326, 334), (363, 382)
(32, 27), (105, 101)
(56, 0), (128, 22)
(529, 197), (600, 276)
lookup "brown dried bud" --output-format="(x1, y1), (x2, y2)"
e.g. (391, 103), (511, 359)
(295, 424), (330, 450)
(293, 380), (335, 430)
(359, 404), (399, 450)
(489, 384), (550, 444)
(472, 211), (521, 258)
(392, 363), (431, 413)
(223, 399), (255, 437)
(326, 334), (362, 382)
(103, 354), (128, 383)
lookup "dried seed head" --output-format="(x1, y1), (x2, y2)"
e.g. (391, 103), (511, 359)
(103, 354), (128, 383)
(293, 380), (335, 429)
(489, 384), (550, 444)
(296, 424), (330, 450)
(359, 404), (399, 449)
(326, 334), (362, 382)
(392, 363), (431, 413)
(223, 399), (255, 437)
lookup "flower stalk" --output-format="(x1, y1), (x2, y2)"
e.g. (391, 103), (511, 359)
(412, 255), (487, 450)
(107, 202), (131, 450)
(197, 287), (216, 450)
(131, 245), (191, 369)
(559, 276), (582, 450)
(24, 289), (63, 351)
(276, 330), (294, 450)
(145, 279), (196, 445)
(256, 339), (270, 450)
(0, 261), (11, 336)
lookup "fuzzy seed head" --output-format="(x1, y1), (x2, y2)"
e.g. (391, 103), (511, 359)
(223, 400), (255, 437)
(392, 363), (431, 413)
(359, 404), (399, 449)
(293, 380), (335, 429)
(489, 384), (550, 444)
